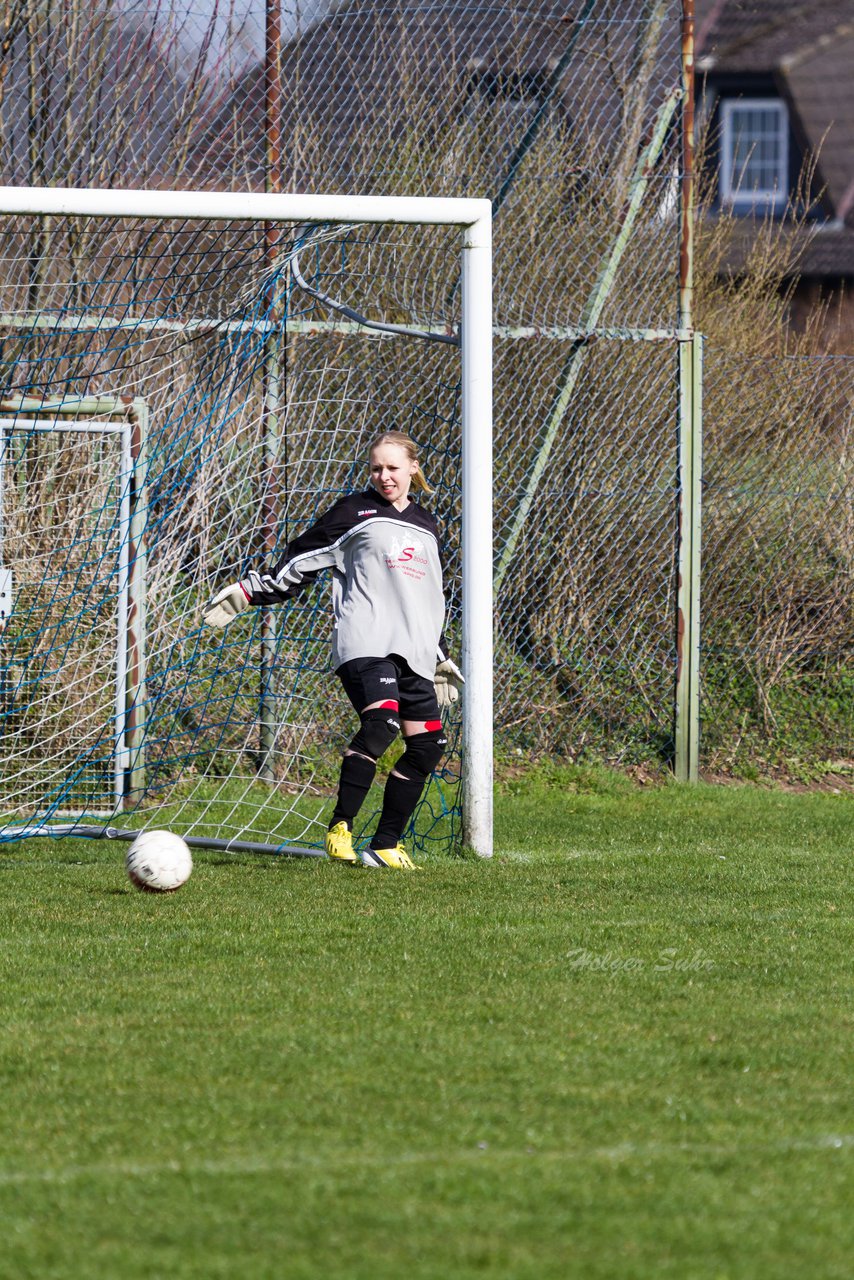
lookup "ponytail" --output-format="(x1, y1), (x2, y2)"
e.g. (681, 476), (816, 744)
(368, 430), (433, 495)
(409, 462), (432, 494)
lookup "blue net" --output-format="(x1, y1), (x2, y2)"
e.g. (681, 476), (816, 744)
(0, 214), (464, 858)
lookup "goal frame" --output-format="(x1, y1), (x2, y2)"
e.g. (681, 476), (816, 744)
(0, 398), (147, 811)
(0, 186), (494, 859)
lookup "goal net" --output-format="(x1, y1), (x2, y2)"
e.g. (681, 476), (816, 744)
(0, 189), (492, 860)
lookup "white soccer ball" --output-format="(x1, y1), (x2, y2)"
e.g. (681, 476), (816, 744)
(126, 829), (193, 893)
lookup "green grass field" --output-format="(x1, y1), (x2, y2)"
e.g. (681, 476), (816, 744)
(1, 769), (852, 1279)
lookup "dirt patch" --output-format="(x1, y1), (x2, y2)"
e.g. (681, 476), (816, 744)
(700, 765), (854, 794)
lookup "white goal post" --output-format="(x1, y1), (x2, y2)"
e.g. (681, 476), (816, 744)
(0, 187), (493, 859)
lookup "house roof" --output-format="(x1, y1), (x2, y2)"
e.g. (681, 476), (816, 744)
(714, 220), (854, 281)
(696, 0), (854, 227)
(781, 26), (854, 223)
(190, 0), (683, 193)
(191, 0), (573, 184)
(696, 0), (853, 72)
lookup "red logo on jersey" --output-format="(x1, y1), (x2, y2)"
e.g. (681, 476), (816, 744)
(384, 534), (427, 579)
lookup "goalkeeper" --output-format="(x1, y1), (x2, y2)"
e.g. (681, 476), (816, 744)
(202, 430), (463, 870)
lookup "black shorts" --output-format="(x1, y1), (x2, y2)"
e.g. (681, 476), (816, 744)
(336, 654), (441, 724)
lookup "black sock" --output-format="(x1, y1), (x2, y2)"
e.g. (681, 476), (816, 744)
(371, 769), (426, 849)
(330, 753), (377, 830)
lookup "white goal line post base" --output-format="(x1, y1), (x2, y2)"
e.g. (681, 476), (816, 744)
(0, 186), (494, 860)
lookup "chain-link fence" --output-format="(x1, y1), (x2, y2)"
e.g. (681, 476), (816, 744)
(1, 0), (850, 782)
(702, 349), (853, 775)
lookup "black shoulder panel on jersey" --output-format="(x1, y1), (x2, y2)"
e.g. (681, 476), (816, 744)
(244, 492), (367, 605)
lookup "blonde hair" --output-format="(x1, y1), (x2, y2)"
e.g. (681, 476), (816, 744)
(368, 430), (433, 494)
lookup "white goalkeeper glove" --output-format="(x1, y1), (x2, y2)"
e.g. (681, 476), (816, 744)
(202, 581), (251, 628)
(434, 658), (465, 708)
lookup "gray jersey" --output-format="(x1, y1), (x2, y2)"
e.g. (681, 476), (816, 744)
(244, 490), (447, 680)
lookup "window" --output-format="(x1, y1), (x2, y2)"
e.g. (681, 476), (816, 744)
(720, 98), (789, 210)
(463, 63), (549, 126)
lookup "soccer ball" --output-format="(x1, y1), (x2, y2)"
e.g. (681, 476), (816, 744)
(126, 829), (192, 893)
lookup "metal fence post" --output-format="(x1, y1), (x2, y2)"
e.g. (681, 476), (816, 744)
(673, 0), (701, 781)
(674, 334), (703, 781)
